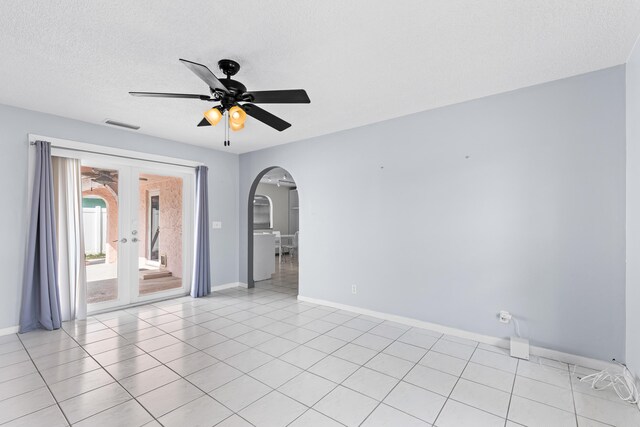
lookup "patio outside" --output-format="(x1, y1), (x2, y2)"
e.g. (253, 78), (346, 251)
(81, 167), (183, 304)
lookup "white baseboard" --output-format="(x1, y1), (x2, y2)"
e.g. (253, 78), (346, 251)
(297, 295), (617, 372)
(0, 325), (19, 337)
(211, 282), (243, 291)
(211, 282), (248, 291)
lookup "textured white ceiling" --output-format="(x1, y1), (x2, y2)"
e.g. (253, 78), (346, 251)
(1, 1), (640, 154)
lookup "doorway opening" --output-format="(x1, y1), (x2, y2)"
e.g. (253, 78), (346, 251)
(248, 167), (299, 294)
(77, 160), (194, 312)
(81, 166), (120, 305)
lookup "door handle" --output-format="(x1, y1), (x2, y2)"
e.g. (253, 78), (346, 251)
(112, 238), (127, 243)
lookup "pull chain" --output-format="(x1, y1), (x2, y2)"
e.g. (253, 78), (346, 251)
(224, 111), (231, 147)
(224, 111), (230, 147)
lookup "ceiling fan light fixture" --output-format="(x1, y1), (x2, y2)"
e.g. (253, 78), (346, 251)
(203, 107), (223, 126)
(230, 121), (244, 132)
(229, 105), (247, 126)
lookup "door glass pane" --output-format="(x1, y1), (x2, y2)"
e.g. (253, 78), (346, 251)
(81, 166), (119, 304)
(138, 173), (183, 296)
(149, 195), (160, 261)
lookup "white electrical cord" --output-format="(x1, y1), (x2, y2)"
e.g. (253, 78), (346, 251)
(499, 312), (636, 402)
(499, 311), (522, 338)
(512, 316), (521, 338)
(579, 362), (639, 404)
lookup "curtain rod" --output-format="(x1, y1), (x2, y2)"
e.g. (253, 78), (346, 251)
(30, 141), (198, 169)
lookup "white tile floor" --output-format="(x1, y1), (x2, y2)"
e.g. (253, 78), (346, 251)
(1, 281), (640, 426)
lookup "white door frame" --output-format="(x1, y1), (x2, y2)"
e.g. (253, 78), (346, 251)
(78, 158), (132, 313)
(146, 189), (161, 266)
(130, 164), (194, 305)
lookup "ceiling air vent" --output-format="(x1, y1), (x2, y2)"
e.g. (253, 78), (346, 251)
(104, 119), (140, 130)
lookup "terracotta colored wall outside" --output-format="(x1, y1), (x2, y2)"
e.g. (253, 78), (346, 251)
(82, 188), (118, 263)
(138, 176), (183, 278)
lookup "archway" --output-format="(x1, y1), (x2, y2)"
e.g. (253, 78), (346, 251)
(247, 167), (299, 292)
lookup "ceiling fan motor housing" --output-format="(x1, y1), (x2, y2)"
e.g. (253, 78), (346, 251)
(218, 59), (241, 77)
(210, 59), (247, 108)
(212, 80), (248, 108)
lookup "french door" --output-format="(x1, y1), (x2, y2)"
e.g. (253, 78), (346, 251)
(77, 156), (194, 313)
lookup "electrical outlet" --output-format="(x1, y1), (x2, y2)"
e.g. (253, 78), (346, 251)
(499, 310), (512, 323)
(351, 284), (357, 294)
(211, 221), (222, 229)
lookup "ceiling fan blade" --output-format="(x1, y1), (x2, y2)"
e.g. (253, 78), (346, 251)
(243, 104), (291, 131)
(129, 91), (212, 100)
(179, 59), (229, 94)
(244, 89), (310, 104)
(197, 117), (211, 127)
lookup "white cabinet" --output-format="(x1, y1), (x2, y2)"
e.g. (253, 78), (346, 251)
(253, 233), (275, 281)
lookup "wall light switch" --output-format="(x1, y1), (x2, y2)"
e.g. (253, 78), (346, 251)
(212, 221), (222, 229)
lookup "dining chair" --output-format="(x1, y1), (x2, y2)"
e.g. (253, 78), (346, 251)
(283, 231), (299, 262)
(273, 230), (282, 263)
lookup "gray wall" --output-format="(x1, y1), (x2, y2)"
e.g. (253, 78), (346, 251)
(239, 66), (626, 361)
(0, 103), (239, 330)
(627, 40), (640, 378)
(256, 183), (291, 234)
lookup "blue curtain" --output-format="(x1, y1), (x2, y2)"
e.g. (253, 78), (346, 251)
(20, 141), (62, 332)
(191, 165), (211, 297)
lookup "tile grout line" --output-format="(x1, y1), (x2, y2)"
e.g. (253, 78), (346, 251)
(567, 361), (580, 426)
(78, 306), (243, 425)
(355, 327), (448, 426)
(55, 322), (161, 425)
(213, 300), (356, 425)
(278, 330), (376, 426)
(195, 286), (380, 425)
(503, 357), (520, 427)
(430, 341), (481, 426)
(0, 348), (32, 370)
(95, 308), (252, 425)
(170, 281), (306, 426)
(15, 332), (73, 427)
(283, 319), (410, 426)
(38, 313), (223, 424)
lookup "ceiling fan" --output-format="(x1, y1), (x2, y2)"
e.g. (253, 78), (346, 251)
(82, 168), (118, 193)
(130, 59), (311, 146)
